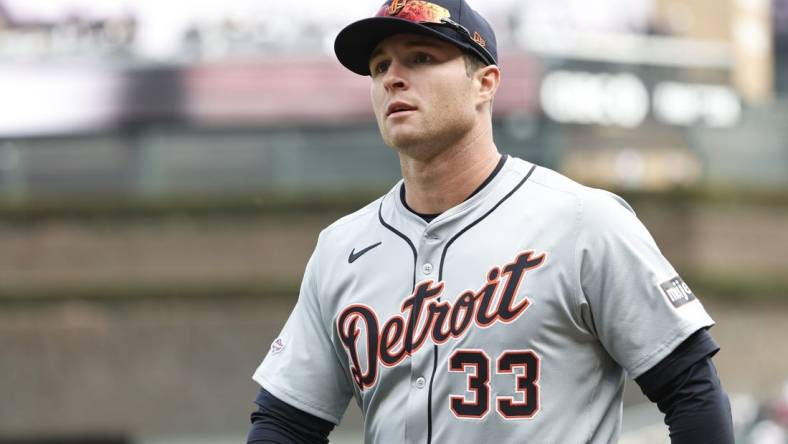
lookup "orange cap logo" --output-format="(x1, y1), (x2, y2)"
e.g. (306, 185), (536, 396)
(389, 0), (407, 15)
(472, 32), (486, 47)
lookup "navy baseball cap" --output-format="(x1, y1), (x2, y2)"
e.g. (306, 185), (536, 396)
(334, 0), (498, 76)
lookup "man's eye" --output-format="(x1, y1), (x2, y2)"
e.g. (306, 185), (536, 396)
(413, 53), (433, 64)
(372, 60), (390, 75)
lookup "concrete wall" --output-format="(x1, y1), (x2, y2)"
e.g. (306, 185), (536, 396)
(1, 202), (786, 440)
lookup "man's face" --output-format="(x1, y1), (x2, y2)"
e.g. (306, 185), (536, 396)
(369, 33), (479, 158)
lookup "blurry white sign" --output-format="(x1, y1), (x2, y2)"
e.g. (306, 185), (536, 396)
(540, 71), (649, 128)
(540, 70), (741, 128)
(0, 65), (122, 136)
(653, 82), (741, 127)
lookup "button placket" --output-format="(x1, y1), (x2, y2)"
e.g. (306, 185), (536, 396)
(406, 330), (433, 443)
(408, 225), (442, 436)
(419, 227), (443, 278)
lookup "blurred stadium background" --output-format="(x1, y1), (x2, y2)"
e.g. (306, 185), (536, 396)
(0, 0), (786, 443)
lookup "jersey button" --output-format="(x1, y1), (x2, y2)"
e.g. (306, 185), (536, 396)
(415, 377), (426, 389)
(422, 263), (433, 275)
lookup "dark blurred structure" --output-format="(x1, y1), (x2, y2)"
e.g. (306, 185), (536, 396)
(776, 0), (788, 94)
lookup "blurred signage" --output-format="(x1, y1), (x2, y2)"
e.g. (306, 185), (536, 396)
(540, 71), (649, 128)
(540, 70), (741, 128)
(653, 81), (740, 127)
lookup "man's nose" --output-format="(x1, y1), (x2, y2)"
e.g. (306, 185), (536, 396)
(383, 60), (408, 91)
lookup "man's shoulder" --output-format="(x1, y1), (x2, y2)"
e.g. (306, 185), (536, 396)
(518, 159), (634, 215)
(320, 198), (383, 239)
(315, 184), (398, 245)
(520, 160), (590, 197)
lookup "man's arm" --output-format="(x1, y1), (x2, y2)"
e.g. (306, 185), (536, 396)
(247, 388), (335, 444)
(635, 329), (734, 444)
(250, 236), (354, 435)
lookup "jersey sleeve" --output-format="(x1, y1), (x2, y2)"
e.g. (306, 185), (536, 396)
(574, 190), (715, 378)
(252, 236), (354, 425)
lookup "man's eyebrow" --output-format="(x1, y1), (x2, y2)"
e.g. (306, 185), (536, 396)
(369, 39), (446, 62)
(370, 46), (386, 62)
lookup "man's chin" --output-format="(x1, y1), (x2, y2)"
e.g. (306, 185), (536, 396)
(382, 130), (422, 151)
(381, 127), (449, 160)
(386, 136), (426, 153)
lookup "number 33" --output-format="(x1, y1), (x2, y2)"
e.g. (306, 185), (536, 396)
(448, 349), (540, 420)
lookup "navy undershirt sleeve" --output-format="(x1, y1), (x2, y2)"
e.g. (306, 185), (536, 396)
(246, 388), (335, 444)
(635, 329), (734, 444)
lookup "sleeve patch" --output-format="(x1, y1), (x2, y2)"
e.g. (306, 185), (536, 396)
(660, 276), (697, 308)
(270, 337), (286, 355)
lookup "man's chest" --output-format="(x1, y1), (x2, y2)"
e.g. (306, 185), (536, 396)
(323, 215), (583, 395)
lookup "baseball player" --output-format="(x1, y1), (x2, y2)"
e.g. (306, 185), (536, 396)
(248, 1), (734, 443)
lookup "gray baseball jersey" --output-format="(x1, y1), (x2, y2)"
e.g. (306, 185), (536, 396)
(253, 156), (714, 443)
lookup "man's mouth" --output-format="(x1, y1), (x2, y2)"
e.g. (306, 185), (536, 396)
(386, 102), (417, 117)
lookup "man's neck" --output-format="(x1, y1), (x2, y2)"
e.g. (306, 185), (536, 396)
(398, 139), (500, 215)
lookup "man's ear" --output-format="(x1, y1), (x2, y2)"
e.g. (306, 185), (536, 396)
(475, 65), (500, 108)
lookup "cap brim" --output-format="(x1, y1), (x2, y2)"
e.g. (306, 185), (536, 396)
(334, 17), (484, 76)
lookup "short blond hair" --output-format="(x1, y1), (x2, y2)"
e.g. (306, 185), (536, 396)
(463, 53), (494, 114)
(463, 53), (487, 78)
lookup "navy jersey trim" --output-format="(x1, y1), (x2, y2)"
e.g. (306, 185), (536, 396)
(467, 154), (508, 201)
(438, 164), (537, 280)
(400, 154), (508, 223)
(427, 163), (537, 444)
(378, 200), (418, 290)
(400, 186), (441, 222)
